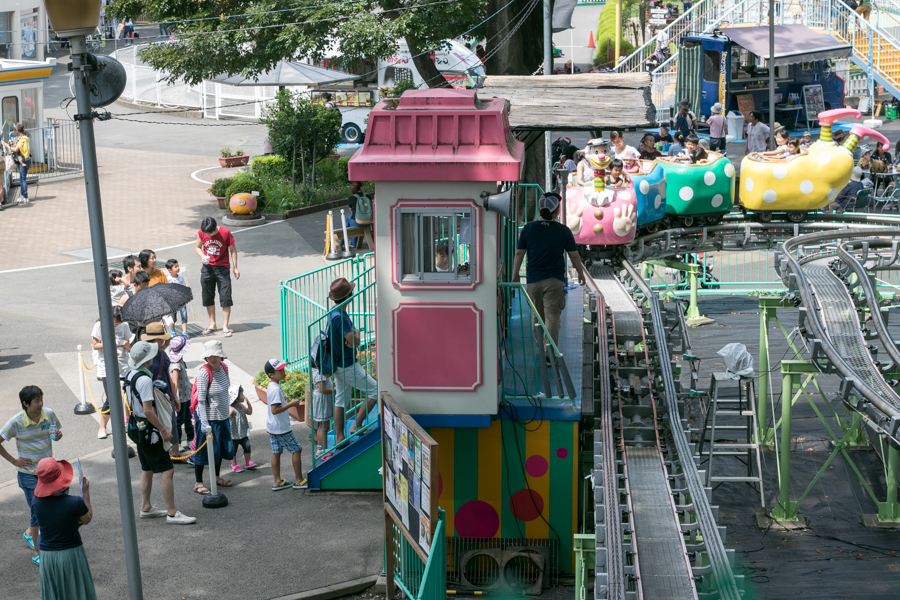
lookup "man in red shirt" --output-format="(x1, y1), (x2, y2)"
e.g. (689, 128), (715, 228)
(194, 217), (240, 336)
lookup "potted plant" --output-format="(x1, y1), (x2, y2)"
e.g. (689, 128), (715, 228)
(219, 146), (250, 168)
(252, 369), (307, 422)
(208, 177), (233, 209)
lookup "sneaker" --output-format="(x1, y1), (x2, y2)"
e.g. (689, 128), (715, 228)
(185, 458), (196, 466)
(167, 511), (197, 525)
(245, 461), (258, 470)
(272, 479), (292, 491)
(231, 464), (244, 473)
(23, 531), (34, 550)
(98, 430), (108, 439)
(293, 479), (308, 489)
(139, 507), (168, 519)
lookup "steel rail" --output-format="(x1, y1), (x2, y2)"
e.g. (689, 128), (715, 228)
(621, 259), (743, 600)
(778, 229), (900, 441)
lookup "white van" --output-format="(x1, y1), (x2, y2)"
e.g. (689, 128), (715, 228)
(328, 40), (484, 144)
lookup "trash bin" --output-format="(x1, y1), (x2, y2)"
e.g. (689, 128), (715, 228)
(727, 111), (745, 139)
(886, 105), (898, 120)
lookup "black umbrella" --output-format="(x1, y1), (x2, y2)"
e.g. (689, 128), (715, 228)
(121, 283), (193, 324)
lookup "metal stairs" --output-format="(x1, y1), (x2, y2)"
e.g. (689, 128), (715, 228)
(831, 0), (900, 102)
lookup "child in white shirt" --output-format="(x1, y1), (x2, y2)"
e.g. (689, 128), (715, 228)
(165, 259), (189, 335)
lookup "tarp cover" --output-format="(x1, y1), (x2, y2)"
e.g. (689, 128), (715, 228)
(211, 61), (359, 86)
(722, 24), (851, 66)
(552, 0), (577, 33)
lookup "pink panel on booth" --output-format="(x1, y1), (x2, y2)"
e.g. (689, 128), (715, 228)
(392, 303), (482, 391)
(347, 89), (524, 183)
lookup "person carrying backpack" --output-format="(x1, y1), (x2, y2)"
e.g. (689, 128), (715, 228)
(346, 181), (373, 249)
(190, 340), (234, 495)
(123, 342), (196, 524)
(673, 100), (697, 139)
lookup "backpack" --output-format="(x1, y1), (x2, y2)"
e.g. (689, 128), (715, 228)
(845, 0), (858, 9)
(354, 193), (373, 225)
(310, 325), (335, 377)
(190, 362), (229, 415)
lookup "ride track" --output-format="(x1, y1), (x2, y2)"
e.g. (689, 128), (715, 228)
(583, 213), (900, 598)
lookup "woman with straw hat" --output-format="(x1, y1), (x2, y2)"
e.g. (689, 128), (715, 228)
(31, 457), (96, 599)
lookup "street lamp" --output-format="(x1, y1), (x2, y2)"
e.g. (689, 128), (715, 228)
(42, 1), (143, 598)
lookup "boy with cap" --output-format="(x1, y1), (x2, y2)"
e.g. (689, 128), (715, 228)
(328, 277), (378, 446)
(511, 193), (587, 347)
(264, 359), (305, 490)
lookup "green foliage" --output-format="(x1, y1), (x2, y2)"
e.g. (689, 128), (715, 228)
(250, 155), (291, 181)
(208, 177), (234, 197)
(261, 89), (342, 188)
(252, 370), (308, 401)
(593, 1), (637, 67)
(315, 157), (350, 187)
(225, 178), (265, 201)
(106, 0), (489, 87)
(379, 80), (417, 99)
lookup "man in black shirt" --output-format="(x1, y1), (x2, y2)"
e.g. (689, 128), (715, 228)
(653, 124), (674, 144)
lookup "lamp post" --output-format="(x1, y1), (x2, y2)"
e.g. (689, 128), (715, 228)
(43, 1), (143, 598)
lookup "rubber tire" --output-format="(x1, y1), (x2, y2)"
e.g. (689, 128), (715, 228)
(681, 215), (695, 227)
(786, 211), (807, 223)
(705, 214), (723, 225)
(757, 211), (772, 223)
(342, 124), (363, 144)
(645, 221), (661, 234)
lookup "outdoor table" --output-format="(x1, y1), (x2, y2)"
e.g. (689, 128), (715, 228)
(872, 169), (900, 198)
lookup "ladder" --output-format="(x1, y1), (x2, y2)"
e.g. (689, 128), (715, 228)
(698, 373), (765, 508)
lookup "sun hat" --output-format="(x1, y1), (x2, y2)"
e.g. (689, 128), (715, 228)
(328, 277), (355, 303)
(141, 322), (169, 342)
(165, 335), (191, 362)
(202, 340), (227, 360)
(228, 384), (243, 404)
(128, 341), (158, 370)
(538, 193), (561, 214)
(677, 99), (690, 111)
(264, 358), (288, 375)
(34, 458), (74, 498)
(623, 150), (640, 160)
(851, 166), (863, 182)
(711, 102), (724, 115)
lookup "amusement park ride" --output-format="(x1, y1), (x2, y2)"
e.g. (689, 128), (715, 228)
(292, 86), (900, 599)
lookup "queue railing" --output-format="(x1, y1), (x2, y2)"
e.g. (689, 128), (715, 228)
(390, 510), (447, 600)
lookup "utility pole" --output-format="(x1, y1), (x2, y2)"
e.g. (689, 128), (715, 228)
(768, 0), (776, 149)
(544, 0), (552, 192)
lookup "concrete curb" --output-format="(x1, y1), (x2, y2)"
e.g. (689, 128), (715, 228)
(269, 575), (379, 600)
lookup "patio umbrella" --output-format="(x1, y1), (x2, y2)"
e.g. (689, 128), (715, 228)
(121, 284), (193, 324)
(211, 61), (360, 87)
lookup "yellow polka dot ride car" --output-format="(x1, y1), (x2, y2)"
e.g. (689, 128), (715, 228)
(739, 108), (889, 222)
(655, 152), (736, 227)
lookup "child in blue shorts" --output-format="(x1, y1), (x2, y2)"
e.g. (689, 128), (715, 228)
(264, 359), (305, 490)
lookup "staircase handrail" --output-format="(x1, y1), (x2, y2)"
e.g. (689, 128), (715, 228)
(832, 0), (900, 94)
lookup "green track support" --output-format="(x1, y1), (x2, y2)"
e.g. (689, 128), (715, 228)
(574, 533), (596, 600)
(876, 446), (900, 523)
(771, 364), (801, 521)
(644, 259), (712, 325)
(756, 296), (779, 446)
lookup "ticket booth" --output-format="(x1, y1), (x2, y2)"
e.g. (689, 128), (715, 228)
(348, 89), (524, 418)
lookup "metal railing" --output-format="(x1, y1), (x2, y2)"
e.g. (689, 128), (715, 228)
(112, 44), (203, 109)
(280, 253), (375, 367)
(12, 120), (83, 183)
(391, 510), (446, 600)
(498, 282), (576, 402)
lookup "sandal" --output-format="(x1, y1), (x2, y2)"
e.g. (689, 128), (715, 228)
(31, 555), (40, 566)
(231, 464), (244, 473)
(23, 531), (34, 550)
(216, 478), (233, 487)
(201, 327), (217, 335)
(245, 461), (259, 470)
(223, 329), (233, 337)
(193, 484), (210, 495)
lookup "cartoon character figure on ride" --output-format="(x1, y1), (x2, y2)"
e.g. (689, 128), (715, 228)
(655, 152), (736, 227)
(564, 153), (638, 245)
(739, 108), (890, 222)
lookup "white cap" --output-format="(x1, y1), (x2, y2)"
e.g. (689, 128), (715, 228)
(538, 193), (560, 214)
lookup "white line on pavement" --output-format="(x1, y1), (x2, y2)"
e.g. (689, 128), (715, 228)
(191, 166), (224, 185)
(0, 220), (286, 275)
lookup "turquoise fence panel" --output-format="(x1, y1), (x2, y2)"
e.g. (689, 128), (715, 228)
(392, 509), (446, 600)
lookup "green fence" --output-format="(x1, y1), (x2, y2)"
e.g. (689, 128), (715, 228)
(391, 509), (447, 600)
(280, 253), (375, 369)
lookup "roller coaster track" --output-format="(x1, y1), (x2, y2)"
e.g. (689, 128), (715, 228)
(584, 213), (900, 597)
(587, 266), (742, 600)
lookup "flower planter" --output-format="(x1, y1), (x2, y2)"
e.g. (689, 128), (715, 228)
(216, 196), (226, 209)
(219, 155), (250, 168)
(254, 384), (307, 423)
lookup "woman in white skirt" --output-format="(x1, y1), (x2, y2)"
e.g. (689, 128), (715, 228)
(32, 457), (96, 600)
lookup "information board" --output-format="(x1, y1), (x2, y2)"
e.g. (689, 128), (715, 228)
(736, 93), (755, 118)
(802, 84), (825, 123)
(381, 392), (438, 562)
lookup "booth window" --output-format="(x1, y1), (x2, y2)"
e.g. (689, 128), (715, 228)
(398, 209), (473, 282)
(703, 50), (720, 83)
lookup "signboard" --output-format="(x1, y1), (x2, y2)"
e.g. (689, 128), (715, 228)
(802, 84), (825, 123)
(649, 18), (668, 24)
(736, 93), (755, 118)
(20, 11), (37, 59)
(650, 9), (668, 15)
(719, 48), (728, 105)
(382, 392), (438, 562)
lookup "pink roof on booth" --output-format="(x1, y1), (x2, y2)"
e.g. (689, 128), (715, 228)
(347, 89), (524, 182)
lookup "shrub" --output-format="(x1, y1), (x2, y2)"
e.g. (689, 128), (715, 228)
(225, 178), (265, 202)
(593, 1), (636, 68)
(252, 369), (308, 401)
(208, 177), (234, 197)
(250, 155), (291, 181)
(315, 157), (350, 187)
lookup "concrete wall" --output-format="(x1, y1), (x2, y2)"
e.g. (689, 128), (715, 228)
(0, 0), (44, 61)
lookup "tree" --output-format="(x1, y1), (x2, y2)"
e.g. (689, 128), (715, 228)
(106, 0), (488, 88)
(261, 90), (342, 189)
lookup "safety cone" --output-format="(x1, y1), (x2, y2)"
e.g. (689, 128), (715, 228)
(588, 31), (595, 49)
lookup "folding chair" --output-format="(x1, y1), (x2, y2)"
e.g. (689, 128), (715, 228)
(874, 186), (900, 214)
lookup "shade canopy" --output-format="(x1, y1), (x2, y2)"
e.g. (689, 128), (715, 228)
(211, 61), (359, 87)
(721, 25), (852, 66)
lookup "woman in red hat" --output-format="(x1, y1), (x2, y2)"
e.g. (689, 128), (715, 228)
(32, 457), (96, 600)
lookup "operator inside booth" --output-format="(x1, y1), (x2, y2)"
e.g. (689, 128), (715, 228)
(398, 212), (472, 280)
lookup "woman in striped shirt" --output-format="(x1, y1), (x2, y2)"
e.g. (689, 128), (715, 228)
(192, 341), (235, 495)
